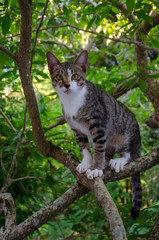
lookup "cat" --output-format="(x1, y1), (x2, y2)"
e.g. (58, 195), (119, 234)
(46, 50), (142, 219)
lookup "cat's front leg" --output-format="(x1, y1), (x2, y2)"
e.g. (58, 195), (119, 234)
(86, 132), (106, 179)
(73, 130), (92, 174)
(77, 148), (92, 173)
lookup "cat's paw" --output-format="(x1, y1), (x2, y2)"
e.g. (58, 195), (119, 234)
(109, 158), (127, 173)
(76, 162), (91, 174)
(86, 169), (103, 179)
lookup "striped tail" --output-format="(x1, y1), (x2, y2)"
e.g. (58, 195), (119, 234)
(131, 174), (142, 219)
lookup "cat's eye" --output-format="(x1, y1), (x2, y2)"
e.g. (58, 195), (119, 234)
(56, 74), (63, 80)
(72, 73), (79, 80)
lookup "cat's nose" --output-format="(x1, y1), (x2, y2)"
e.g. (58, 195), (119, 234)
(64, 84), (70, 89)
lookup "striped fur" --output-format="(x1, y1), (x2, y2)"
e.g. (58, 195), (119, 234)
(46, 50), (142, 218)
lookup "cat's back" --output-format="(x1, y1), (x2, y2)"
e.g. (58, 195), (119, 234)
(81, 80), (138, 130)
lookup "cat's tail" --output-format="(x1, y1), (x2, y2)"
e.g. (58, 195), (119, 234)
(131, 174), (142, 219)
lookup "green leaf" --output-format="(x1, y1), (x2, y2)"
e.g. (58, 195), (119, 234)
(26, 130), (34, 140)
(72, 223), (87, 233)
(154, 1), (159, 8)
(126, 0), (135, 12)
(151, 39), (159, 49)
(142, 14), (153, 25)
(111, 6), (119, 14)
(145, 73), (159, 79)
(45, 175), (55, 188)
(2, 12), (11, 35)
(139, 79), (146, 92)
(63, 5), (69, 18)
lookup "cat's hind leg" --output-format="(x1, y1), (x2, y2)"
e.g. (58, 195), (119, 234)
(109, 152), (130, 172)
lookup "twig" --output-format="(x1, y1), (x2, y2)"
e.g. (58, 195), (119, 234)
(11, 176), (45, 183)
(112, 77), (139, 99)
(0, 106), (27, 193)
(30, 0), (49, 71)
(0, 109), (17, 132)
(43, 30), (78, 56)
(40, 24), (159, 54)
(85, 22), (97, 52)
(2, 24), (159, 54)
(47, 116), (66, 130)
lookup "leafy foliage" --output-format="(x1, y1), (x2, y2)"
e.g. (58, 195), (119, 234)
(0, 0), (159, 239)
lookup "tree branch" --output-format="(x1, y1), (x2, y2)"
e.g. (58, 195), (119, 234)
(112, 77), (139, 99)
(115, 0), (136, 22)
(47, 116), (66, 130)
(17, 0), (50, 156)
(149, 212), (159, 240)
(0, 45), (17, 62)
(2, 146), (159, 239)
(114, 0), (159, 127)
(0, 193), (16, 231)
(1, 183), (88, 240)
(0, 106), (27, 193)
(135, 10), (159, 128)
(41, 24), (159, 54)
(0, 109), (17, 132)
(92, 178), (127, 240)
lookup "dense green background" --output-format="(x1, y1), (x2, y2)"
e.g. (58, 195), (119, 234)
(0, 0), (159, 239)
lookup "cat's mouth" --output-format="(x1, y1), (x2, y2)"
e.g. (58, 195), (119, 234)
(64, 89), (71, 94)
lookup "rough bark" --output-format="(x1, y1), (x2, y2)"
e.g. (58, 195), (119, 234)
(92, 178), (127, 240)
(1, 184), (88, 240)
(135, 11), (159, 128)
(114, 2), (159, 128)
(149, 212), (159, 240)
(1, 147), (159, 240)
(0, 193), (16, 230)
(17, 0), (50, 156)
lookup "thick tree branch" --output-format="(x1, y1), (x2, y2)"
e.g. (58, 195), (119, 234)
(17, 0), (50, 156)
(149, 212), (159, 240)
(92, 178), (127, 240)
(47, 141), (159, 184)
(1, 183), (88, 240)
(114, 3), (159, 127)
(0, 193), (16, 231)
(2, 145), (159, 239)
(135, 11), (159, 128)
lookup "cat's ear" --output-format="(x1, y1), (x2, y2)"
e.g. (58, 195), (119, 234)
(46, 52), (60, 73)
(74, 50), (88, 72)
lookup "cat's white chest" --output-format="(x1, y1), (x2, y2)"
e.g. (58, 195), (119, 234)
(70, 119), (90, 136)
(59, 86), (87, 118)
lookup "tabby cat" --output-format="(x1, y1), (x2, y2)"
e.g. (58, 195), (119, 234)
(46, 50), (142, 219)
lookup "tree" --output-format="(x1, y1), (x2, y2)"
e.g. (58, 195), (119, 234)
(0, 0), (159, 239)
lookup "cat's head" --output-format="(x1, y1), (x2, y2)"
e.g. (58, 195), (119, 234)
(46, 50), (88, 95)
